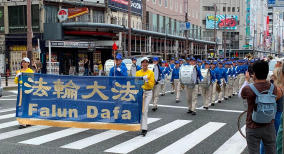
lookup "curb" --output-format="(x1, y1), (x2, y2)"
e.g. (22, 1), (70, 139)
(3, 86), (18, 91)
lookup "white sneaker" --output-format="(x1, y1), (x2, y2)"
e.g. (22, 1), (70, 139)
(221, 98), (224, 101)
(215, 100), (218, 103)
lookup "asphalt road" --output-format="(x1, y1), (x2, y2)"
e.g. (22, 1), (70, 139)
(0, 83), (248, 154)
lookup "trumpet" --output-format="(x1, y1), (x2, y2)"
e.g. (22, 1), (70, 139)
(244, 53), (253, 60)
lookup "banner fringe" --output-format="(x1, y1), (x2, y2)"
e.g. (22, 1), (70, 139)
(16, 118), (141, 131)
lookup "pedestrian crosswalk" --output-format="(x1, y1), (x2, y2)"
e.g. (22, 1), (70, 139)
(0, 107), (248, 153)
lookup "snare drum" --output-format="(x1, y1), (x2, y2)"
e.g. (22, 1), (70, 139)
(179, 65), (197, 86)
(199, 69), (212, 87)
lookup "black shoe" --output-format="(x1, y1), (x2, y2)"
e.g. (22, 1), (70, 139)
(198, 94), (201, 96)
(161, 94), (165, 96)
(171, 92), (174, 94)
(218, 100), (221, 103)
(176, 100), (180, 103)
(192, 112), (196, 115)
(211, 103), (215, 106)
(19, 125), (27, 129)
(224, 98), (228, 100)
(204, 107), (208, 110)
(187, 110), (192, 114)
(232, 94), (235, 96)
(141, 130), (147, 136)
(229, 96), (231, 98)
(152, 107), (157, 111)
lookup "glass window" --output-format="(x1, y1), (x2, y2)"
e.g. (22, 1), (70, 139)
(8, 5), (40, 33)
(192, 10), (195, 17)
(170, 1), (173, 10)
(232, 7), (235, 12)
(153, 0), (156, 4)
(196, 11), (198, 18)
(237, 7), (240, 12)
(159, 0), (162, 6)
(188, 8), (191, 16)
(0, 7), (4, 33)
(175, 3), (178, 12)
(223, 7), (226, 12)
(228, 7), (231, 12)
(180, 4), (182, 13)
(93, 10), (104, 23)
(45, 5), (59, 23)
(165, 0), (168, 8)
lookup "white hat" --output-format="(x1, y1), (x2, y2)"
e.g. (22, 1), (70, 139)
(22, 57), (30, 63)
(141, 57), (149, 62)
(275, 57), (282, 63)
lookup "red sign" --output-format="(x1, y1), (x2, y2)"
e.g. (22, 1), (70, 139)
(58, 9), (68, 22)
(68, 8), (89, 19)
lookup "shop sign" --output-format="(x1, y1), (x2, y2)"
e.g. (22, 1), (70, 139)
(108, 0), (142, 16)
(58, 9), (68, 22)
(11, 45), (27, 51)
(45, 41), (95, 48)
(68, 8), (89, 19)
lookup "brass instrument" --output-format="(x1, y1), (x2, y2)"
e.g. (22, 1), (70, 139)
(216, 83), (221, 93)
(244, 53), (253, 60)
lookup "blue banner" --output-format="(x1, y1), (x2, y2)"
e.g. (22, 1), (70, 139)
(108, 0), (142, 16)
(16, 73), (144, 131)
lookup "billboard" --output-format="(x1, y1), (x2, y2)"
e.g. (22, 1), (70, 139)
(268, 0), (284, 7)
(108, 0), (142, 16)
(206, 15), (238, 30)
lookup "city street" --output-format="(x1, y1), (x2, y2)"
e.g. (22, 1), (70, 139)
(0, 82), (248, 154)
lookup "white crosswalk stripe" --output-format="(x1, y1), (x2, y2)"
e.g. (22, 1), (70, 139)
(0, 121), (18, 129)
(156, 122), (226, 154)
(104, 120), (191, 154)
(61, 118), (161, 150)
(19, 128), (89, 145)
(0, 108), (16, 113)
(0, 125), (51, 140)
(213, 126), (247, 154)
(0, 113), (15, 120)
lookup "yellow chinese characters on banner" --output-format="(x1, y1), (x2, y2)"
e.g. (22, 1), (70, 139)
(12, 46), (27, 51)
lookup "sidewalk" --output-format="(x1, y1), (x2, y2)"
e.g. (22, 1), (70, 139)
(1, 78), (18, 91)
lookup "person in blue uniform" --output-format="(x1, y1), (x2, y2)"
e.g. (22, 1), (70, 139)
(109, 54), (128, 76)
(237, 60), (246, 93)
(200, 62), (215, 109)
(171, 61), (181, 102)
(179, 59), (184, 66)
(232, 61), (238, 95)
(201, 59), (206, 69)
(169, 58), (176, 94)
(216, 61), (228, 103)
(210, 61), (219, 106)
(186, 57), (203, 115)
(224, 62), (232, 100)
(185, 58), (191, 65)
(160, 61), (169, 96)
(197, 60), (202, 68)
(132, 57), (141, 71)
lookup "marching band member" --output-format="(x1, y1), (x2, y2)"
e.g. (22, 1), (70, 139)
(216, 61), (228, 103)
(249, 60), (254, 84)
(237, 60), (246, 93)
(185, 58), (191, 65)
(201, 62), (214, 109)
(171, 61), (181, 103)
(15, 57), (34, 129)
(228, 62), (235, 97)
(179, 59), (184, 66)
(132, 57), (141, 71)
(186, 58), (203, 115)
(224, 62), (232, 100)
(135, 57), (155, 137)
(210, 62), (219, 106)
(197, 59), (202, 95)
(232, 61), (238, 96)
(151, 57), (161, 111)
(160, 61), (169, 96)
(109, 54), (128, 76)
(201, 59), (206, 69)
(169, 58), (175, 94)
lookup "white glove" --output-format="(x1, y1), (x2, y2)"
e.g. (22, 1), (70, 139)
(233, 75), (235, 78)
(228, 75), (231, 78)
(16, 72), (22, 77)
(116, 68), (121, 72)
(201, 79), (204, 82)
(143, 75), (148, 83)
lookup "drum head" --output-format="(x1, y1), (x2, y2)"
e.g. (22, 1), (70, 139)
(192, 66), (197, 84)
(154, 65), (159, 81)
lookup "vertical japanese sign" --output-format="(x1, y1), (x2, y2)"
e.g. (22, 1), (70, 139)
(16, 74), (144, 131)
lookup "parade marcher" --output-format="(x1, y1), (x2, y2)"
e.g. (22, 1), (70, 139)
(238, 60), (246, 93)
(109, 54), (128, 76)
(132, 57), (141, 71)
(210, 62), (219, 106)
(179, 59), (184, 66)
(201, 59), (206, 69)
(201, 62), (214, 109)
(135, 57), (155, 137)
(197, 59), (202, 95)
(15, 57), (34, 129)
(228, 62), (235, 97)
(160, 61), (169, 96)
(232, 61), (238, 95)
(216, 61), (228, 103)
(171, 61), (181, 103)
(186, 58), (203, 115)
(224, 62), (232, 100)
(249, 60), (254, 84)
(151, 57), (162, 111)
(185, 58), (191, 65)
(169, 58), (176, 94)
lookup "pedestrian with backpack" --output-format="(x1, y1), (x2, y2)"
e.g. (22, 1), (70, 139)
(240, 60), (283, 154)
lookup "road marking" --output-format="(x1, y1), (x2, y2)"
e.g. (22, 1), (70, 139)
(0, 126), (51, 140)
(104, 120), (191, 154)
(213, 126), (247, 154)
(156, 122), (226, 154)
(149, 104), (244, 113)
(9, 91), (18, 94)
(0, 113), (15, 120)
(19, 127), (89, 145)
(0, 121), (18, 129)
(1, 95), (17, 98)
(0, 108), (16, 113)
(159, 91), (172, 95)
(0, 99), (17, 100)
(61, 118), (161, 150)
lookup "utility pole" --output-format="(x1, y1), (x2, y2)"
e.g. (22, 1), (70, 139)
(185, 6), (188, 58)
(224, 4), (227, 59)
(214, 4), (217, 59)
(128, 0), (131, 56)
(27, 0), (33, 65)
